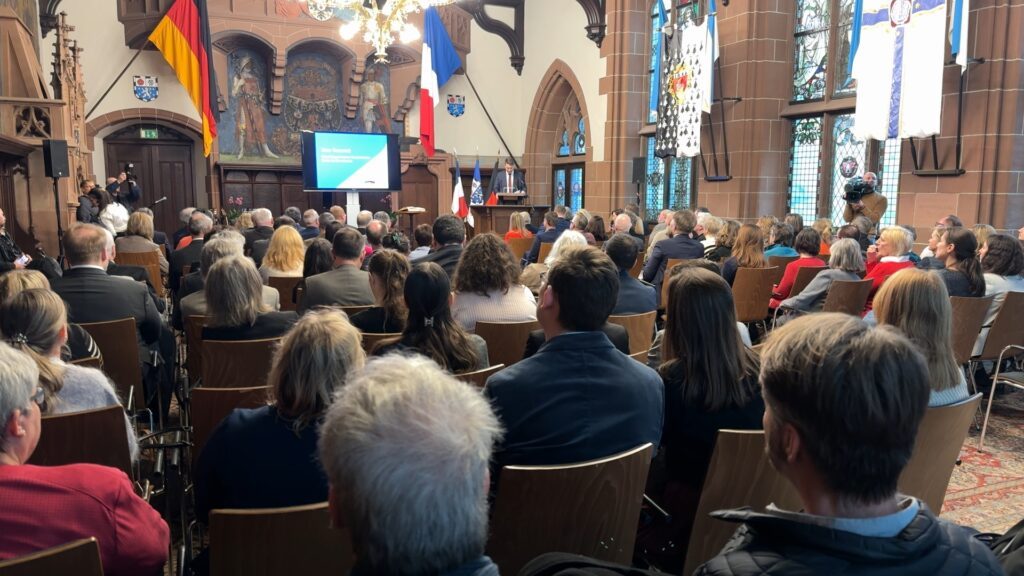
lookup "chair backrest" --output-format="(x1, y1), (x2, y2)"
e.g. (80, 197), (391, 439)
(201, 338), (281, 388)
(976, 291), (1024, 361)
(899, 393), (982, 513)
(789, 265), (827, 298)
(683, 430), (802, 576)
(191, 386), (269, 468)
(29, 406), (133, 477)
(949, 296), (995, 364)
(340, 305), (373, 318)
(767, 256), (798, 284)
(537, 242), (555, 263)
(732, 267), (777, 323)
(475, 320), (542, 368)
(821, 278), (873, 315)
(77, 318), (144, 412)
(507, 237), (534, 262)
(0, 538), (102, 576)
(115, 250), (159, 267)
(488, 444), (654, 574)
(268, 276), (303, 312)
(360, 332), (402, 355)
(659, 258), (688, 308)
(209, 502), (353, 576)
(608, 311), (657, 355)
(455, 363), (505, 389)
(628, 251), (645, 279)
(185, 315), (208, 386)
(294, 279), (306, 310)
(68, 357), (103, 370)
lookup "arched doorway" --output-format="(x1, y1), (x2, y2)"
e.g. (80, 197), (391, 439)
(104, 124), (195, 237)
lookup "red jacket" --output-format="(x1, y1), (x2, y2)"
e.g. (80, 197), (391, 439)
(864, 259), (915, 311)
(770, 257), (827, 308)
(0, 463), (168, 575)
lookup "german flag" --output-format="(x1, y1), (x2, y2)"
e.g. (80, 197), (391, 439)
(149, 0), (218, 156)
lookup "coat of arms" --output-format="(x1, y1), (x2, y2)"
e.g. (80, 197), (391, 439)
(132, 76), (159, 102)
(447, 94), (465, 117)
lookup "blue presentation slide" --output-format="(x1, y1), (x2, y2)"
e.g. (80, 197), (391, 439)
(315, 133), (390, 189)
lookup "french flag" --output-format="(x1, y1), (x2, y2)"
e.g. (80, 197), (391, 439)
(420, 7), (461, 157)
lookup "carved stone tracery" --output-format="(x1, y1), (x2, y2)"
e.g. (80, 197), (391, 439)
(14, 106), (51, 138)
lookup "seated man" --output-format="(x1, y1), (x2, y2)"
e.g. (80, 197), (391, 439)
(641, 210), (704, 308)
(179, 237), (280, 320)
(604, 234), (656, 315)
(299, 209), (321, 241)
(522, 211), (564, 266)
(0, 342), (169, 575)
(298, 227), (373, 313)
(243, 207), (274, 254)
(410, 223), (433, 261)
(169, 210), (213, 291)
(419, 215), (466, 279)
(695, 313), (1003, 575)
(486, 245), (663, 472)
(319, 354), (501, 575)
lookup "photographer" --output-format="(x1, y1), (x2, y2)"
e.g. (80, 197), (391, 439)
(106, 165), (142, 209)
(842, 171), (887, 234)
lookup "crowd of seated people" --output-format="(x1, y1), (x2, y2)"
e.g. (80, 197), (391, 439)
(0, 200), (1022, 576)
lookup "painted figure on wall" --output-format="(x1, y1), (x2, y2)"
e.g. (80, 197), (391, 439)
(232, 55), (278, 159)
(358, 66), (391, 133)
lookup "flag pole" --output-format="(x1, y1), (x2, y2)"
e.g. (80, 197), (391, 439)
(86, 40), (150, 120)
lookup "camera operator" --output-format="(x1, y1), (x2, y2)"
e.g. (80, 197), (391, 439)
(842, 171), (887, 235)
(106, 164), (142, 209)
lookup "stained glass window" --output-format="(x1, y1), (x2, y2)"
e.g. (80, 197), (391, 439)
(568, 167), (584, 214)
(793, 0), (856, 101)
(557, 130), (570, 157)
(648, 1), (660, 124)
(834, 0), (856, 96)
(876, 138), (902, 229)
(574, 118), (586, 155)
(787, 117), (823, 223)
(828, 113), (867, 225)
(553, 169), (567, 207)
(644, 137), (695, 215)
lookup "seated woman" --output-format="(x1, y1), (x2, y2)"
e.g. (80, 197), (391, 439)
(778, 238), (864, 314)
(452, 234), (537, 331)
(520, 230), (589, 294)
(115, 211), (168, 274)
(932, 226), (985, 297)
(972, 223), (997, 254)
(503, 211), (533, 241)
(770, 227), (827, 308)
(0, 270), (100, 363)
(350, 249), (409, 334)
(259, 225), (305, 283)
(0, 289), (137, 460)
(974, 234), (1024, 356)
(375, 262), (489, 374)
(302, 237), (334, 278)
(194, 309), (364, 523)
(812, 218), (833, 257)
(570, 212), (596, 245)
(201, 255), (298, 341)
(585, 214), (608, 244)
(874, 269), (969, 406)
(763, 222), (798, 258)
(864, 226), (916, 312)
(381, 230), (411, 256)
(706, 219), (739, 263)
(90, 188), (129, 237)
(655, 267), (762, 571)
(722, 224), (766, 286)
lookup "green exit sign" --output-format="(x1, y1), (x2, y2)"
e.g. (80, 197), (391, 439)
(139, 128), (158, 139)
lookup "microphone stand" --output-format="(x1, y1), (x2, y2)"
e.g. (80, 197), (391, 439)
(51, 176), (66, 268)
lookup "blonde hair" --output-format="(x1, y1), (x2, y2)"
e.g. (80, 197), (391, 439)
(508, 211), (529, 235)
(263, 225), (305, 272)
(756, 215), (778, 246)
(269, 309), (366, 433)
(703, 216), (724, 237)
(126, 211), (154, 241)
(0, 270), (49, 303)
(874, 269), (960, 392)
(971, 224), (997, 251)
(237, 211), (254, 230)
(812, 218), (833, 244)
(0, 289), (67, 409)
(879, 226), (913, 256)
(205, 255), (270, 328)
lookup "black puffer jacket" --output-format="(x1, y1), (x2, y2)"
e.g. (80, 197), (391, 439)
(694, 507), (1004, 576)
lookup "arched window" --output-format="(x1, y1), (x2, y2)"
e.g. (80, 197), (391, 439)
(554, 94), (585, 158)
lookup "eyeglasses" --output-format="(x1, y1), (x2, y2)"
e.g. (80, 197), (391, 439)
(30, 386), (44, 407)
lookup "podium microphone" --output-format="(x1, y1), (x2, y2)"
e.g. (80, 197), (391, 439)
(148, 196), (168, 209)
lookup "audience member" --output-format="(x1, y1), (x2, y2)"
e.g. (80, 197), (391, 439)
(933, 227), (985, 297)
(553, 205), (572, 232)
(196, 309), (365, 523)
(243, 208), (274, 254)
(695, 313), (1002, 575)
(919, 224), (945, 262)
(235, 210), (254, 231)
(90, 188), (129, 237)
(273, 215), (295, 230)
(836, 223), (868, 254)
(864, 225), (916, 311)
(651, 209), (672, 235)
(410, 223), (433, 261)
(0, 270), (100, 363)
(605, 233), (656, 315)
(169, 210), (213, 290)
(420, 215), (466, 278)
(770, 227), (826, 308)
(504, 211), (533, 242)
(0, 342), (168, 575)
(259, 225), (305, 283)
(302, 238), (334, 279)
(201, 255), (297, 341)
(298, 228), (374, 313)
(764, 223), (798, 258)
(899, 224), (922, 263)
(329, 205), (347, 224)
(974, 234), (1024, 356)
(523, 212), (565, 266)
(812, 218), (833, 256)
(700, 215), (723, 257)
(318, 354), (501, 575)
(722, 224), (767, 286)
(381, 230), (411, 255)
(570, 212), (596, 245)
(374, 262), (488, 373)
(180, 238), (279, 321)
(778, 238), (864, 314)
(520, 230), (588, 293)
(875, 269), (969, 407)
(299, 209), (321, 241)
(115, 212), (168, 274)
(323, 220), (345, 244)
(971, 224), (997, 255)
(783, 212), (804, 235)
(707, 219), (739, 262)
(850, 215), (875, 243)
(362, 219), (386, 270)
(755, 215), (778, 246)
(318, 211), (335, 232)
(355, 210), (373, 233)
(585, 214), (608, 243)
(937, 214), (965, 229)
(134, 207), (168, 251)
(485, 246), (663, 473)
(172, 229), (244, 328)
(350, 250), (409, 334)
(612, 212), (644, 252)
(452, 234), (536, 331)
(372, 210), (392, 231)
(642, 210), (705, 305)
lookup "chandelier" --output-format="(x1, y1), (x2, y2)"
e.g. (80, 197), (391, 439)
(329, 0), (457, 62)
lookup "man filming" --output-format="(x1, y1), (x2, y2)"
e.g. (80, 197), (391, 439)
(106, 165), (142, 209)
(842, 171), (887, 234)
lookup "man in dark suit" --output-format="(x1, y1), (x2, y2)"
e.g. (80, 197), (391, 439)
(299, 209), (321, 241)
(485, 245), (664, 472)
(605, 234), (656, 315)
(642, 210), (704, 306)
(522, 211), (564, 266)
(419, 215), (465, 279)
(298, 227), (374, 313)
(523, 322), (629, 358)
(169, 211), (213, 291)
(243, 207), (274, 254)
(488, 157), (527, 196)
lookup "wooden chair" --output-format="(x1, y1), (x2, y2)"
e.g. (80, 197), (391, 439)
(455, 364), (505, 389)
(949, 295), (994, 365)
(69, 357), (103, 369)
(475, 320), (542, 368)
(209, 502), (353, 576)
(488, 444), (654, 574)
(788, 265), (827, 298)
(608, 311), (657, 355)
(821, 278), (873, 315)
(268, 276), (303, 312)
(628, 251), (645, 279)
(974, 291), (1024, 449)
(659, 258), (689, 309)
(732, 267), (777, 323)
(185, 315), (208, 387)
(360, 332), (401, 354)
(78, 318), (145, 413)
(191, 386), (269, 467)
(116, 250), (163, 295)
(537, 242), (554, 263)
(767, 256), (798, 286)
(29, 406), (133, 477)
(899, 394), (982, 513)
(201, 338), (281, 388)
(682, 430), (802, 576)
(340, 305), (373, 318)
(507, 237), (535, 262)
(0, 538), (102, 576)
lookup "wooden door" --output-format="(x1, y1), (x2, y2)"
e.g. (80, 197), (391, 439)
(396, 165), (438, 236)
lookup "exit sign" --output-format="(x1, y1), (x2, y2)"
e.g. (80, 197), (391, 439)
(139, 128), (158, 139)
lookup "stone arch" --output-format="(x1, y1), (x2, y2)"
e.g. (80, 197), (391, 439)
(86, 108), (202, 140)
(523, 59), (592, 209)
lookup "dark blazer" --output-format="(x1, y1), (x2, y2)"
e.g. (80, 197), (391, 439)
(169, 238), (204, 291)
(107, 262), (165, 313)
(613, 269), (657, 315)
(419, 244), (464, 279)
(489, 169), (527, 194)
(642, 234), (705, 304)
(152, 230), (169, 254)
(350, 307), (404, 334)
(201, 311), (299, 341)
(523, 227), (564, 266)
(51, 266), (163, 351)
(297, 265), (374, 313)
(172, 271), (204, 329)
(171, 226), (189, 252)
(523, 323), (630, 359)
(243, 226), (274, 253)
(299, 226), (321, 241)
(485, 331), (664, 471)
(251, 239), (269, 268)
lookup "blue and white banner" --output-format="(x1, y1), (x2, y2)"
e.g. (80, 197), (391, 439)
(132, 75), (159, 102)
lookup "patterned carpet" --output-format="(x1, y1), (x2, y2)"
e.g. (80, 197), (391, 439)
(941, 388), (1024, 534)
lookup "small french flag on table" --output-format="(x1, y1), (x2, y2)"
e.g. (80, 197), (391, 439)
(419, 7), (462, 157)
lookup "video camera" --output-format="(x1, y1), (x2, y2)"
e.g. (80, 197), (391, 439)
(124, 162), (136, 182)
(843, 176), (874, 203)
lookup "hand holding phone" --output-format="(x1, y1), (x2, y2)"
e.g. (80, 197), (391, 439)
(14, 254), (31, 269)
